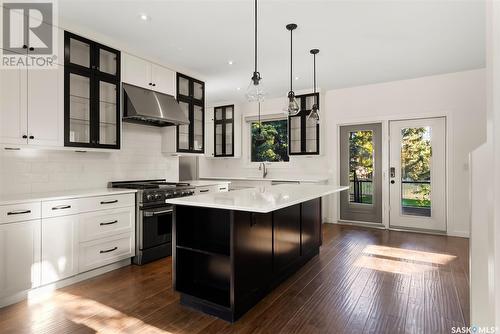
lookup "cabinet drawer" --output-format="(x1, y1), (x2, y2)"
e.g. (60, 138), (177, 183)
(79, 207), (134, 242)
(80, 194), (135, 213)
(0, 202), (41, 224)
(79, 233), (134, 272)
(42, 199), (80, 218)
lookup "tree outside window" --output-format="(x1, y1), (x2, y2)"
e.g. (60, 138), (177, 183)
(251, 120), (289, 162)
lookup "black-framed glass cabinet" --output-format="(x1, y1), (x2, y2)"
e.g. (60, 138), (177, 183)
(288, 92), (320, 155)
(64, 31), (121, 149)
(214, 105), (234, 157)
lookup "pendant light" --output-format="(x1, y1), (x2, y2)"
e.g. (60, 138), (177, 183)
(254, 102), (266, 146)
(285, 23), (300, 116)
(245, 0), (266, 102)
(307, 49), (320, 123)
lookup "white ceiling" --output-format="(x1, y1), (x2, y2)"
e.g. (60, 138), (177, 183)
(59, 0), (486, 104)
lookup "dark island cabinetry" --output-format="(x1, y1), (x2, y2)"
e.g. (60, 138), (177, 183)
(172, 198), (322, 322)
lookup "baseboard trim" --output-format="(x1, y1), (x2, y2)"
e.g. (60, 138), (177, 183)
(0, 258), (131, 309)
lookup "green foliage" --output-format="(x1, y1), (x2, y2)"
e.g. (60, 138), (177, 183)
(349, 131), (373, 181)
(251, 120), (289, 162)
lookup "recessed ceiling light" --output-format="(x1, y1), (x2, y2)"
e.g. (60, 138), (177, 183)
(139, 13), (150, 21)
(295, 76), (300, 80)
(228, 60), (234, 65)
(236, 87), (241, 91)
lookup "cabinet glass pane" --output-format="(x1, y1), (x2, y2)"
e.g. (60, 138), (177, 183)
(178, 76), (189, 97)
(193, 105), (203, 150)
(99, 49), (117, 76)
(99, 81), (117, 145)
(215, 124), (222, 155)
(69, 38), (90, 68)
(225, 123), (233, 155)
(178, 101), (189, 150)
(305, 95), (316, 110)
(290, 116), (301, 153)
(215, 108), (223, 121)
(193, 81), (203, 100)
(225, 107), (233, 119)
(69, 73), (90, 143)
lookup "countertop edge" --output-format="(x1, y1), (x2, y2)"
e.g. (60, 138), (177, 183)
(0, 189), (137, 206)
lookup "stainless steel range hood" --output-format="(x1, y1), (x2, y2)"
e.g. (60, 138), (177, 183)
(123, 83), (189, 127)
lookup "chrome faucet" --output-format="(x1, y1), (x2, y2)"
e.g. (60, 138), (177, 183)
(259, 162), (268, 178)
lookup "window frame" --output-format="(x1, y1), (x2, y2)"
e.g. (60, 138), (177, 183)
(214, 104), (235, 157)
(249, 117), (290, 164)
(288, 92), (320, 156)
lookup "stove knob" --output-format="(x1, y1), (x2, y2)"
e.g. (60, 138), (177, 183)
(146, 194), (153, 201)
(154, 193), (162, 200)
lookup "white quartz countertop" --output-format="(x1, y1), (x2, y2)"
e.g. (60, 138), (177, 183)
(201, 176), (329, 183)
(166, 184), (349, 213)
(0, 188), (137, 206)
(184, 180), (231, 187)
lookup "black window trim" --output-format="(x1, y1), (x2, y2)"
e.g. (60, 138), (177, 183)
(288, 92), (320, 156)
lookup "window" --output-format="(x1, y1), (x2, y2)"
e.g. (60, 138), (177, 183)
(251, 119), (289, 162)
(289, 93), (320, 155)
(214, 105), (234, 157)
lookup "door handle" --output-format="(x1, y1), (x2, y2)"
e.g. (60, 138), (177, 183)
(390, 167), (396, 178)
(390, 180), (395, 184)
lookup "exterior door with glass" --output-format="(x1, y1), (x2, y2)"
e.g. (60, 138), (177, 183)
(389, 117), (446, 232)
(339, 123), (383, 224)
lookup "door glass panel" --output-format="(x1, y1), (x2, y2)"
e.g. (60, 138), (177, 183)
(69, 38), (90, 68)
(400, 127), (432, 217)
(349, 131), (374, 204)
(193, 81), (203, 100)
(178, 76), (189, 97)
(99, 81), (117, 145)
(215, 108), (223, 121)
(290, 116), (301, 153)
(225, 123), (233, 155)
(69, 73), (91, 143)
(99, 49), (117, 76)
(193, 105), (203, 150)
(178, 101), (189, 150)
(215, 124), (222, 155)
(225, 107), (233, 120)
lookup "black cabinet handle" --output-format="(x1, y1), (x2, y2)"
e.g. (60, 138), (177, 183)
(100, 220), (118, 226)
(100, 200), (118, 205)
(52, 205), (71, 210)
(219, 188), (227, 191)
(22, 135), (27, 139)
(199, 189), (209, 193)
(22, 45), (27, 49)
(7, 210), (31, 215)
(99, 246), (117, 254)
(152, 83), (156, 87)
(29, 135), (34, 139)
(29, 47), (34, 51)
(148, 83), (152, 86)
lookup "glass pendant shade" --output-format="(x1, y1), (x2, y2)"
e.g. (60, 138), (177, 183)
(308, 104), (320, 123)
(254, 128), (266, 146)
(287, 92), (300, 115)
(246, 75), (266, 102)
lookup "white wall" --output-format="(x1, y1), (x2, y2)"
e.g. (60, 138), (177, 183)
(200, 69), (486, 237)
(0, 123), (179, 195)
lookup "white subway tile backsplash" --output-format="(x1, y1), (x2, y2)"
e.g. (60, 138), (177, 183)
(0, 123), (180, 194)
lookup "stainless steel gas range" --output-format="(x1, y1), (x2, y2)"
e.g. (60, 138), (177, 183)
(110, 179), (195, 265)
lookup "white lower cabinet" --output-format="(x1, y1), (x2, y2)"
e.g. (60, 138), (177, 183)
(79, 232), (133, 273)
(0, 220), (41, 298)
(41, 215), (79, 285)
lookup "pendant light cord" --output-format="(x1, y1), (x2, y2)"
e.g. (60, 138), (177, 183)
(290, 28), (293, 92)
(313, 53), (316, 94)
(254, 0), (258, 74)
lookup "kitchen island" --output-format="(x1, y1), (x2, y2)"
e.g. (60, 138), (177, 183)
(166, 184), (349, 322)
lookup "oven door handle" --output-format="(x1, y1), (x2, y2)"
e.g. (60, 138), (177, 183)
(143, 209), (173, 217)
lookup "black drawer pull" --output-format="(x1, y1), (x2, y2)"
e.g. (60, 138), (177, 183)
(219, 188), (227, 191)
(52, 205), (71, 210)
(100, 200), (118, 205)
(100, 247), (117, 254)
(100, 220), (118, 226)
(7, 210), (31, 215)
(199, 189), (209, 193)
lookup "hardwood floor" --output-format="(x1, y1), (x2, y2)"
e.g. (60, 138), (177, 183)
(0, 224), (469, 334)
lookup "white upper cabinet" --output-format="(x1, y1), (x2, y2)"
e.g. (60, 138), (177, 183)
(122, 53), (175, 96)
(0, 64), (27, 145)
(27, 67), (64, 147)
(0, 64), (63, 147)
